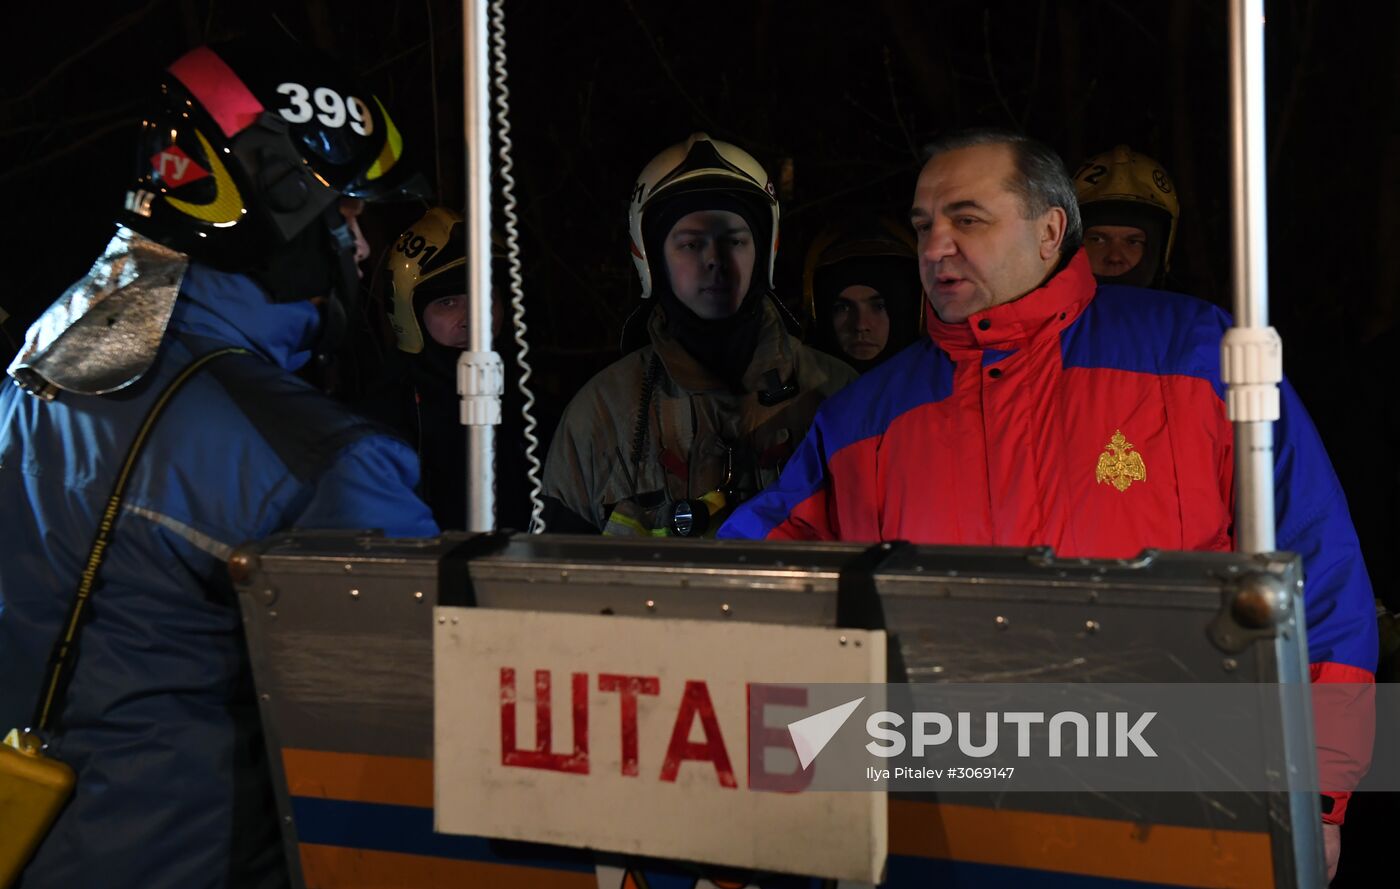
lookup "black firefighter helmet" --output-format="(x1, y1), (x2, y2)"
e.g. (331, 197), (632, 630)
(121, 36), (425, 356)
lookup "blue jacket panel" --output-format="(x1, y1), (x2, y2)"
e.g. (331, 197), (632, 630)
(0, 265), (437, 888)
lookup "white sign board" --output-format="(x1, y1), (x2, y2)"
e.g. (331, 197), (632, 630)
(434, 608), (886, 883)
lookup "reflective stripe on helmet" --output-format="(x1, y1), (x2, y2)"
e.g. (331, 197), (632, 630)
(162, 129), (244, 225)
(366, 97), (404, 182)
(168, 46), (265, 139)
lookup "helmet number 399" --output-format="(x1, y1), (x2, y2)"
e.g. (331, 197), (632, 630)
(276, 82), (374, 137)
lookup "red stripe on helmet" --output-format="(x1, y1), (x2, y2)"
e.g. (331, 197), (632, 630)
(168, 46), (265, 138)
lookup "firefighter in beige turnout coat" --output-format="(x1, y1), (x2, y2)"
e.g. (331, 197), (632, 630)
(542, 133), (854, 535)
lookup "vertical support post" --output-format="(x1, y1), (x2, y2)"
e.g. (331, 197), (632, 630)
(1224, 0), (1281, 555)
(1227, 4), (1324, 885)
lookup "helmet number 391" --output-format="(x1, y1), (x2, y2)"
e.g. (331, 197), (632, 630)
(395, 229), (440, 270)
(275, 82), (374, 137)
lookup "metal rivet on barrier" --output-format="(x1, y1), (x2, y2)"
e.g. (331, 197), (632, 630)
(261, 588), (277, 606)
(839, 635), (848, 645)
(260, 693), (270, 701)
(645, 599), (656, 611)
(438, 615), (446, 624)
(343, 563), (354, 573)
(720, 603), (731, 615)
(995, 615), (1010, 630)
(451, 616), (458, 625)
(1084, 620), (1100, 634)
(1222, 658), (1238, 671)
(268, 611), (277, 620)
(349, 589), (360, 599)
(414, 591), (424, 601)
(228, 551), (253, 584)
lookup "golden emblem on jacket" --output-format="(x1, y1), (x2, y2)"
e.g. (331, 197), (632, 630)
(1095, 429), (1147, 492)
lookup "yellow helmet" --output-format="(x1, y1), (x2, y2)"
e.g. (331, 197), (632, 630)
(379, 207), (464, 354)
(1073, 145), (1180, 271)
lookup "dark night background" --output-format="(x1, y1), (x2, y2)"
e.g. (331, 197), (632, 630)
(2, 2), (1396, 884)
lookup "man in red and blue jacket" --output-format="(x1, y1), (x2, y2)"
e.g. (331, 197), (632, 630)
(719, 129), (1376, 879)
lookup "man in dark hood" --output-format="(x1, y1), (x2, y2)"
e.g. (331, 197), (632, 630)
(803, 215), (923, 373)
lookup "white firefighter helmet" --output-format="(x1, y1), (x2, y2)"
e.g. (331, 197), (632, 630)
(627, 132), (779, 299)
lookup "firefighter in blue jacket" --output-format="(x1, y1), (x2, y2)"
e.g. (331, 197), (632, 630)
(0, 38), (436, 887)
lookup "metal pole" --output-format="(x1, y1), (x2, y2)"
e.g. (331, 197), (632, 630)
(1224, 0), (1280, 555)
(460, 0), (502, 531)
(1227, 3), (1325, 885)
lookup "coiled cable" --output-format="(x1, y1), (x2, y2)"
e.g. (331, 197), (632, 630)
(489, 0), (546, 532)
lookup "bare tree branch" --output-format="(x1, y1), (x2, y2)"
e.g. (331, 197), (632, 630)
(1056, 3), (1085, 163)
(1169, 0), (1220, 300)
(2, 0), (168, 105)
(425, 0), (444, 201)
(618, 0), (774, 152)
(0, 101), (143, 138)
(0, 119), (133, 185)
(1093, 0), (1160, 47)
(879, 0), (958, 122)
(884, 46), (922, 163)
(1268, 0), (1319, 175)
(1020, 0), (1048, 132)
(982, 9), (1019, 130)
(363, 39), (432, 75)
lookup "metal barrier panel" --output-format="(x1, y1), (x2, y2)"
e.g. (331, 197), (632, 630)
(235, 532), (1314, 888)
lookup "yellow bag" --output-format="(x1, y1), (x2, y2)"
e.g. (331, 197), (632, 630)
(0, 729), (74, 888)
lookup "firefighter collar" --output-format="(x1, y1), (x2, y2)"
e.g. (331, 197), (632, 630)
(648, 298), (796, 395)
